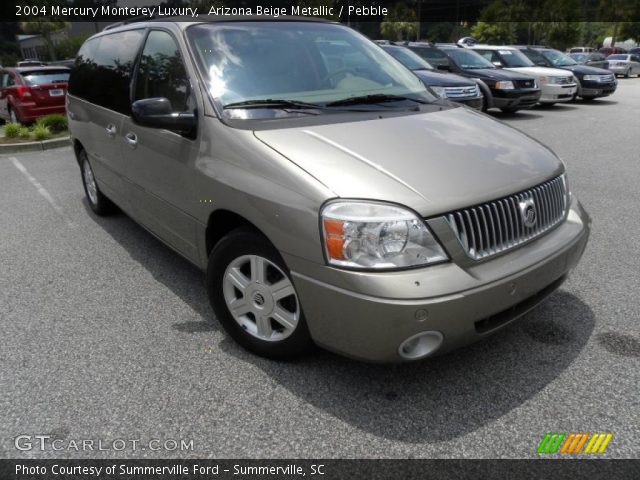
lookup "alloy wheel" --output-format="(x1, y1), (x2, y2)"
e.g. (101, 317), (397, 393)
(222, 254), (299, 342)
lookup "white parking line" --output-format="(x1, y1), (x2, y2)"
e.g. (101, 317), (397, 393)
(9, 156), (75, 228)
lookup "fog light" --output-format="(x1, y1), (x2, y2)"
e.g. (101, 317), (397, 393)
(398, 331), (443, 360)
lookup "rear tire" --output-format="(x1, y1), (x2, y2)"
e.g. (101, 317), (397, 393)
(207, 227), (314, 359)
(500, 107), (519, 114)
(80, 150), (115, 216)
(581, 96), (596, 101)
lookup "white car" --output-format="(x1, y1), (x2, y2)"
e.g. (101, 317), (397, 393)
(469, 45), (578, 105)
(606, 54), (640, 78)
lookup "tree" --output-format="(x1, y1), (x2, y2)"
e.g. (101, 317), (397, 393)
(380, 3), (418, 41)
(471, 21), (517, 44)
(20, 21), (69, 61)
(54, 34), (90, 60)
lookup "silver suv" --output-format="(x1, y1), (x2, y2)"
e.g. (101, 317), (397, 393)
(67, 18), (590, 362)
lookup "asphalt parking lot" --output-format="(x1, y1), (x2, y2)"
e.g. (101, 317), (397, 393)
(1, 79), (639, 460)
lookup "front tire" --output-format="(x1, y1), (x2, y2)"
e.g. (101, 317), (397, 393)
(80, 150), (115, 215)
(207, 228), (313, 359)
(500, 107), (519, 114)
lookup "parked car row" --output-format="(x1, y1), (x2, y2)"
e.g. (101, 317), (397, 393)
(376, 41), (624, 113)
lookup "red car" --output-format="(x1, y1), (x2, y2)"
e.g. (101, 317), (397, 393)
(0, 66), (70, 124)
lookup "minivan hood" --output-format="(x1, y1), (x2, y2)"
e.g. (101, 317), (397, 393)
(254, 107), (564, 216)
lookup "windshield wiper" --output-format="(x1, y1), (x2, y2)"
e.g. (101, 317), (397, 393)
(224, 99), (326, 110)
(325, 93), (428, 107)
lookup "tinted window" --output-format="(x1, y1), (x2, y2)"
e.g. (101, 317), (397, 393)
(2, 73), (15, 87)
(408, 46), (449, 67)
(446, 49), (495, 69)
(68, 30), (144, 114)
(522, 49), (549, 66)
(21, 70), (69, 85)
(134, 30), (189, 112)
(382, 47), (434, 71)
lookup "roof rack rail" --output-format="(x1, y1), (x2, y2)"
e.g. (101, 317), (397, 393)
(102, 15), (157, 31)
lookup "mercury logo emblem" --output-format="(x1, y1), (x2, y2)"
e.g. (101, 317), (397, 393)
(519, 198), (537, 228)
(253, 293), (265, 306)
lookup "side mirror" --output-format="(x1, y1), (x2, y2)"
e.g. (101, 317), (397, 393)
(131, 97), (196, 134)
(436, 64), (450, 71)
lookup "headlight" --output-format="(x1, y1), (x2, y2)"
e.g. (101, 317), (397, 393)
(583, 75), (598, 81)
(321, 201), (448, 269)
(429, 86), (446, 98)
(494, 80), (515, 90)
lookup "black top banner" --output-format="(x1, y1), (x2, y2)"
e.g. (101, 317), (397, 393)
(1, 0), (640, 23)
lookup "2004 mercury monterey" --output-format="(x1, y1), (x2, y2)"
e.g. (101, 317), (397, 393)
(67, 17), (590, 362)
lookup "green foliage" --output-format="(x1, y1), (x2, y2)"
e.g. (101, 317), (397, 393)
(380, 4), (418, 41)
(471, 22), (518, 44)
(20, 21), (70, 62)
(32, 124), (52, 141)
(4, 123), (21, 139)
(18, 127), (31, 140)
(37, 114), (68, 133)
(54, 35), (89, 60)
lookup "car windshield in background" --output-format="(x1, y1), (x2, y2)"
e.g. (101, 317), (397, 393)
(407, 46), (450, 67)
(447, 49), (495, 69)
(186, 22), (434, 113)
(497, 49), (535, 68)
(22, 70), (70, 85)
(607, 54), (628, 60)
(569, 53), (588, 62)
(541, 50), (577, 67)
(383, 47), (434, 71)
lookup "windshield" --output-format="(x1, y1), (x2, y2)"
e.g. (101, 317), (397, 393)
(21, 70), (70, 85)
(541, 50), (577, 67)
(446, 49), (495, 69)
(497, 49), (534, 67)
(569, 53), (588, 62)
(382, 46), (434, 71)
(607, 54), (628, 60)
(186, 22), (434, 112)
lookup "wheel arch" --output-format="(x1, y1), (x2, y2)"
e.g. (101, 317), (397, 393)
(205, 209), (267, 257)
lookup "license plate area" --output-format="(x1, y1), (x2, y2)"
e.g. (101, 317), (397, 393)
(49, 89), (64, 97)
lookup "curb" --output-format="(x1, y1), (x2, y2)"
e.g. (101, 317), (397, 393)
(0, 136), (70, 154)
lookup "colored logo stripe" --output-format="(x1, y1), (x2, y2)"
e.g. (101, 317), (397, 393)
(538, 433), (613, 454)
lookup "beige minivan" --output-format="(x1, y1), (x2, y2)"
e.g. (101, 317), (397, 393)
(67, 17), (590, 362)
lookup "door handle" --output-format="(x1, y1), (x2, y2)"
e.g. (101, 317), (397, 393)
(105, 124), (116, 138)
(124, 132), (138, 149)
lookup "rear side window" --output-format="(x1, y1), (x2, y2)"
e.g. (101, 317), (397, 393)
(69, 29), (145, 114)
(134, 30), (189, 112)
(2, 72), (15, 87)
(21, 70), (69, 85)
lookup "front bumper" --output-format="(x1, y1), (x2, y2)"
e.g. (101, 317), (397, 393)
(490, 89), (541, 110)
(539, 83), (578, 103)
(288, 196), (590, 363)
(578, 80), (617, 98)
(450, 95), (483, 110)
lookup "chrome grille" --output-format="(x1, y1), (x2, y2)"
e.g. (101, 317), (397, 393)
(515, 79), (536, 88)
(444, 84), (480, 98)
(446, 175), (567, 260)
